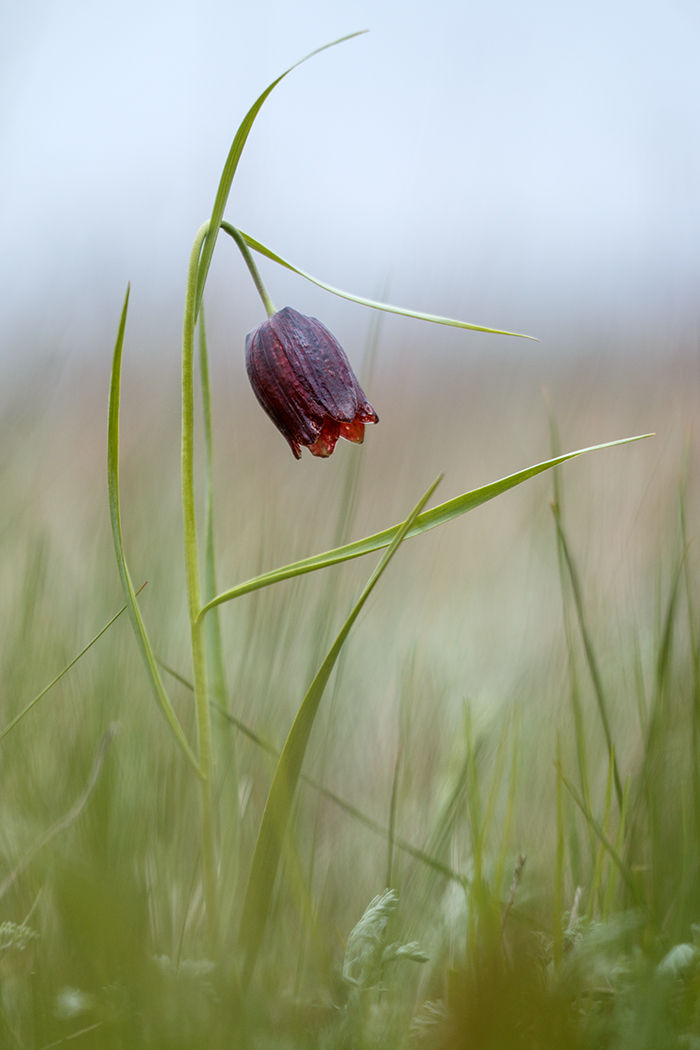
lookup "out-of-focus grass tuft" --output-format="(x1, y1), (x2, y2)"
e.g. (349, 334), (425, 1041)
(0, 336), (697, 1047)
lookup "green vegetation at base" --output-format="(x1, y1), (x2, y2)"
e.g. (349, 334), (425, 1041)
(0, 362), (695, 1047)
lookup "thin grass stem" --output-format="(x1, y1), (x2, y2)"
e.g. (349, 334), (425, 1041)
(547, 403), (596, 869)
(556, 762), (639, 901)
(0, 591), (140, 744)
(602, 775), (630, 921)
(586, 747), (614, 921)
(183, 223), (219, 951)
(386, 743), (403, 889)
(551, 508), (623, 810)
(553, 735), (565, 970)
(495, 707), (519, 898)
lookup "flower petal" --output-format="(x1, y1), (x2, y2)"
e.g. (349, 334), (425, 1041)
(308, 417), (341, 457)
(245, 307), (378, 459)
(272, 308), (359, 422)
(340, 419), (365, 444)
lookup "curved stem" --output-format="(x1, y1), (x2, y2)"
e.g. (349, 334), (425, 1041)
(225, 223), (276, 317)
(183, 221), (219, 952)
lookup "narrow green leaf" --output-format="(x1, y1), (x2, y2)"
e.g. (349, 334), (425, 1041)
(200, 434), (653, 617)
(586, 746), (615, 922)
(551, 504), (622, 809)
(223, 224), (537, 340)
(386, 743), (403, 889)
(107, 287), (202, 776)
(548, 402), (595, 862)
(556, 762), (638, 900)
(602, 775), (630, 920)
(553, 735), (565, 969)
(494, 707), (520, 898)
(478, 713), (512, 855)
(195, 32), (367, 318)
(238, 476), (442, 989)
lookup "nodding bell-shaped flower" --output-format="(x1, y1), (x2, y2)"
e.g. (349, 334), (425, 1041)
(245, 306), (379, 459)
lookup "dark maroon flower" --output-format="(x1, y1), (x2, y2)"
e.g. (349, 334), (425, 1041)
(245, 306), (379, 459)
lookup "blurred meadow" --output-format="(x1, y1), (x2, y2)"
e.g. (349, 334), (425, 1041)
(2, 1), (700, 1046)
(0, 314), (697, 1046)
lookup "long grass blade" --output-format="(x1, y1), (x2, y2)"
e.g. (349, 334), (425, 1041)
(479, 714), (512, 856)
(386, 743), (403, 889)
(547, 404), (595, 862)
(195, 32), (366, 318)
(556, 763), (638, 900)
(200, 435), (653, 617)
(223, 224), (537, 340)
(602, 775), (630, 921)
(552, 506), (623, 809)
(680, 445), (700, 839)
(107, 287), (201, 775)
(0, 593), (138, 744)
(553, 736), (565, 969)
(494, 707), (520, 898)
(237, 476), (442, 988)
(586, 746), (615, 921)
(652, 551), (685, 706)
(638, 537), (685, 832)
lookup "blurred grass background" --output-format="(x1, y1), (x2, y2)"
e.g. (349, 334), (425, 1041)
(2, 2), (699, 1042)
(0, 311), (697, 1045)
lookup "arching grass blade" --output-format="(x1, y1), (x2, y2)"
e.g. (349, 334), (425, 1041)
(0, 590), (141, 744)
(556, 762), (639, 902)
(223, 224), (537, 340)
(108, 287), (201, 775)
(195, 32), (366, 317)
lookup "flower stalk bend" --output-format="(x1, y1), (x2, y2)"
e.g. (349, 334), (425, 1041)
(225, 223), (276, 318)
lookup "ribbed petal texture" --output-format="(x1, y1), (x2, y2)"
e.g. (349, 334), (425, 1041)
(246, 307), (378, 458)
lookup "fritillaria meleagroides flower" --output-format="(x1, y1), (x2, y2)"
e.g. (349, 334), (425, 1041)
(245, 306), (378, 459)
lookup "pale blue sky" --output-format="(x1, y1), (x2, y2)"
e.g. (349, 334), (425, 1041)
(1, 0), (699, 358)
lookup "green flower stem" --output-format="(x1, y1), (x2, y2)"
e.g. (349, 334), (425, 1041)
(183, 222), (219, 952)
(225, 224), (276, 318)
(198, 307), (233, 722)
(198, 304), (242, 901)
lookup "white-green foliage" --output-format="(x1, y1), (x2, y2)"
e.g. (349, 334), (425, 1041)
(54, 986), (93, 1020)
(0, 921), (38, 953)
(342, 889), (427, 991)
